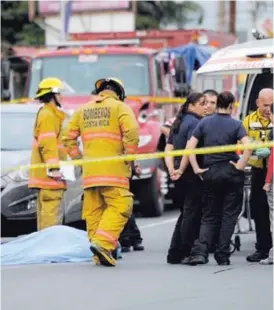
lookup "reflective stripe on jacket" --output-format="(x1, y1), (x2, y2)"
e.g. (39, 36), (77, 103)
(62, 90), (139, 189)
(28, 103), (67, 189)
(242, 110), (273, 169)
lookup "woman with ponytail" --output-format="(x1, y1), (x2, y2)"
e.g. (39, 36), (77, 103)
(165, 92), (207, 264)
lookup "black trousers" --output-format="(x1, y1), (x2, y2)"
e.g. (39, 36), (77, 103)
(191, 162), (244, 262)
(250, 167), (272, 253)
(172, 173), (187, 212)
(168, 170), (203, 260)
(119, 213), (142, 247)
(119, 179), (142, 247)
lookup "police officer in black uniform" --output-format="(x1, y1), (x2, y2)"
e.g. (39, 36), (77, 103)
(185, 91), (252, 265)
(165, 92), (207, 264)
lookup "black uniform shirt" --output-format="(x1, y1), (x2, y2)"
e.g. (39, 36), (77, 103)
(192, 113), (247, 167)
(168, 112), (203, 169)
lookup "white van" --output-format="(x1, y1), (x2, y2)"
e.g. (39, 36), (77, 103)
(195, 38), (274, 120)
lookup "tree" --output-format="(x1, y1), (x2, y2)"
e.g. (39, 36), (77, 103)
(136, 1), (204, 30)
(1, 1), (44, 46)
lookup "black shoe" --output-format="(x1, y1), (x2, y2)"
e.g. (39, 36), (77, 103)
(181, 257), (193, 265)
(189, 255), (209, 265)
(133, 242), (144, 251)
(121, 246), (131, 253)
(246, 251), (269, 263)
(167, 255), (181, 264)
(217, 260), (230, 266)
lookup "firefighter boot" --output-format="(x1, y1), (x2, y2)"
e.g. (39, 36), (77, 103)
(90, 243), (116, 267)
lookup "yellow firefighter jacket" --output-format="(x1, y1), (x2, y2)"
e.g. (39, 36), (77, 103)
(242, 109), (273, 169)
(28, 102), (67, 189)
(62, 90), (139, 189)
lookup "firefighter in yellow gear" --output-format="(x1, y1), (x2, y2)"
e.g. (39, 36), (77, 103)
(63, 77), (139, 266)
(28, 77), (67, 231)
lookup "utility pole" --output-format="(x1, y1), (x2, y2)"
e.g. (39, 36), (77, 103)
(60, 0), (67, 43)
(132, 0), (137, 30)
(218, 1), (226, 32)
(28, 0), (35, 22)
(229, 0), (236, 35)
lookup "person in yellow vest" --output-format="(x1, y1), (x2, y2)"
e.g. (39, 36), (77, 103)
(63, 77), (139, 267)
(243, 88), (274, 262)
(28, 77), (67, 231)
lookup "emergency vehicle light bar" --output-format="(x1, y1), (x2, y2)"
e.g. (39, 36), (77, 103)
(246, 53), (273, 59)
(49, 39), (141, 49)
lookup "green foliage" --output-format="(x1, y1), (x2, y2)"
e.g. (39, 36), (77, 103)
(1, 1), (44, 46)
(136, 1), (204, 30)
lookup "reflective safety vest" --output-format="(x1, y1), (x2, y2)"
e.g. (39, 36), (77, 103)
(28, 103), (67, 189)
(242, 110), (273, 169)
(62, 90), (139, 189)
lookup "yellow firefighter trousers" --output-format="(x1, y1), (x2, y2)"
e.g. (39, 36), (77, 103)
(82, 187), (133, 251)
(37, 189), (64, 231)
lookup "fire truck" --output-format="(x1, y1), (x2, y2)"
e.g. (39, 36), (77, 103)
(1, 30), (236, 217)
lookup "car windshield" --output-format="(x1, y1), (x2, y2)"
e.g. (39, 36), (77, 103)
(1, 112), (36, 151)
(28, 54), (150, 98)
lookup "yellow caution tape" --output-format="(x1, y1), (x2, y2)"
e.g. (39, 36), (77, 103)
(2, 141), (273, 175)
(1, 96), (240, 108)
(1, 96), (186, 105)
(126, 96), (186, 104)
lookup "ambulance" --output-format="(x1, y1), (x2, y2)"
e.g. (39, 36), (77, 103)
(195, 36), (274, 120)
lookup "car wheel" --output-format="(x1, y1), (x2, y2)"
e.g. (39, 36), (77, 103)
(138, 169), (165, 217)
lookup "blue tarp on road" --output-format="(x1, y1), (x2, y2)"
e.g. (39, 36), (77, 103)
(1, 225), (121, 266)
(166, 43), (217, 84)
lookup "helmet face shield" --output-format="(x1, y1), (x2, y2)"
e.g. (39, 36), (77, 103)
(51, 87), (61, 94)
(95, 77), (125, 101)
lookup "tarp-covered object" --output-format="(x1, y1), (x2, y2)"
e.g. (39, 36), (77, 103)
(1, 225), (121, 265)
(166, 43), (217, 84)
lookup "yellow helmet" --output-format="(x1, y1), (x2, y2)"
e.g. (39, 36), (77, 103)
(35, 77), (63, 99)
(95, 77), (125, 100)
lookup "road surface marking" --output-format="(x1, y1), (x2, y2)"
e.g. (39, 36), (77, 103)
(139, 218), (177, 230)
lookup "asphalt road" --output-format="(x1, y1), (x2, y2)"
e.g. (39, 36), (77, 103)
(1, 211), (273, 310)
